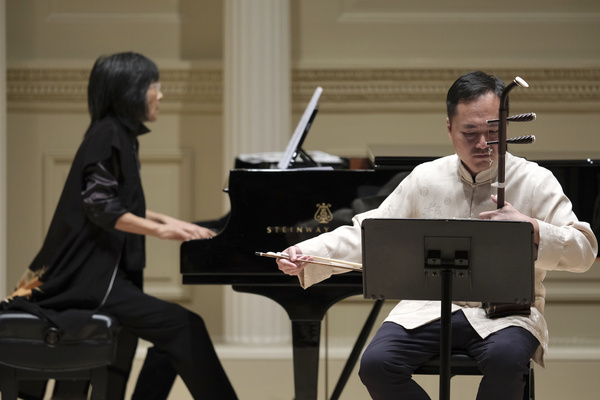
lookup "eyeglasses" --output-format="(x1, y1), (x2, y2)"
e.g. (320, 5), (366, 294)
(150, 82), (162, 92)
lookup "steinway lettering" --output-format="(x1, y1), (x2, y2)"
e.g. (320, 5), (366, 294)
(266, 225), (331, 234)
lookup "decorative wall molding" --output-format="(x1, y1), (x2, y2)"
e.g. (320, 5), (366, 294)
(292, 68), (600, 111)
(7, 67), (600, 112)
(6, 68), (222, 109)
(45, 12), (182, 24)
(133, 334), (600, 362)
(338, 0), (600, 24)
(344, 259), (600, 304)
(543, 259), (600, 303)
(45, 0), (183, 24)
(209, 338), (600, 361)
(338, 12), (600, 24)
(548, 337), (600, 361)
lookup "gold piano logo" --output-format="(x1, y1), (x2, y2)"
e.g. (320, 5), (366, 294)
(265, 203), (334, 234)
(314, 203), (333, 224)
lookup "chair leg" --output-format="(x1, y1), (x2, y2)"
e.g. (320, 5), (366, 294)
(523, 366), (535, 400)
(0, 365), (19, 400)
(529, 367), (535, 400)
(90, 367), (108, 400)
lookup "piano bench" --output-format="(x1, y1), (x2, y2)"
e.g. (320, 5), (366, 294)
(0, 310), (120, 400)
(413, 353), (534, 400)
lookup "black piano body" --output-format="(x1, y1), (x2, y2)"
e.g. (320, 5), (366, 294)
(181, 155), (599, 400)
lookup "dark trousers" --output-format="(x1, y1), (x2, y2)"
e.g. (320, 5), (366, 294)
(359, 311), (539, 400)
(124, 270), (178, 400)
(99, 271), (237, 400)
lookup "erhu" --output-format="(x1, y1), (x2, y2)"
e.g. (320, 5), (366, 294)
(484, 76), (537, 319)
(488, 77), (536, 208)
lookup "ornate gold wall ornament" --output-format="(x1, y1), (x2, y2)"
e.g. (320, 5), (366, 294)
(8, 67), (600, 112)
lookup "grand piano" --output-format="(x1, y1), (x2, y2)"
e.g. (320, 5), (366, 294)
(180, 146), (599, 400)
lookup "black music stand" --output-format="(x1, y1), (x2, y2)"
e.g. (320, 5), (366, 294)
(361, 218), (535, 400)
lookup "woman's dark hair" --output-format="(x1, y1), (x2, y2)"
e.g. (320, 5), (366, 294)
(87, 52), (159, 125)
(446, 71), (506, 121)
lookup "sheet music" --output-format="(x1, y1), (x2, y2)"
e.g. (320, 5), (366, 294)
(277, 87), (323, 170)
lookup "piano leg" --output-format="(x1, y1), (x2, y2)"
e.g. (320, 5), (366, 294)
(329, 299), (384, 400)
(291, 320), (322, 400)
(232, 284), (366, 400)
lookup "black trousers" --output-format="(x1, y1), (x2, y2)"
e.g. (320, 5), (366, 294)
(124, 270), (178, 400)
(99, 270), (237, 399)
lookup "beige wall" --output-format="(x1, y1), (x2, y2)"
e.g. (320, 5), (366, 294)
(293, 0), (600, 69)
(5, 1), (600, 399)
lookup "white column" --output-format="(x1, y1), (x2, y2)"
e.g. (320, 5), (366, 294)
(223, 0), (292, 344)
(0, 0), (7, 299)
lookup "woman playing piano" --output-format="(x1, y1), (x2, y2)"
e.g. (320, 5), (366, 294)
(2, 52), (237, 400)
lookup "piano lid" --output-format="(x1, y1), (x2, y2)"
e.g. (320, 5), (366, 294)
(368, 144), (453, 170)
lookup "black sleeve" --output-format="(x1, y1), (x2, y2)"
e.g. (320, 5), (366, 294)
(82, 158), (128, 230)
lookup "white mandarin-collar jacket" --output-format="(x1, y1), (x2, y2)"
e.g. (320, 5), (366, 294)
(296, 153), (598, 366)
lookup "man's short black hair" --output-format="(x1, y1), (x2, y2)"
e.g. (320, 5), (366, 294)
(87, 52), (159, 126)
(446, 71), (506, 121)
